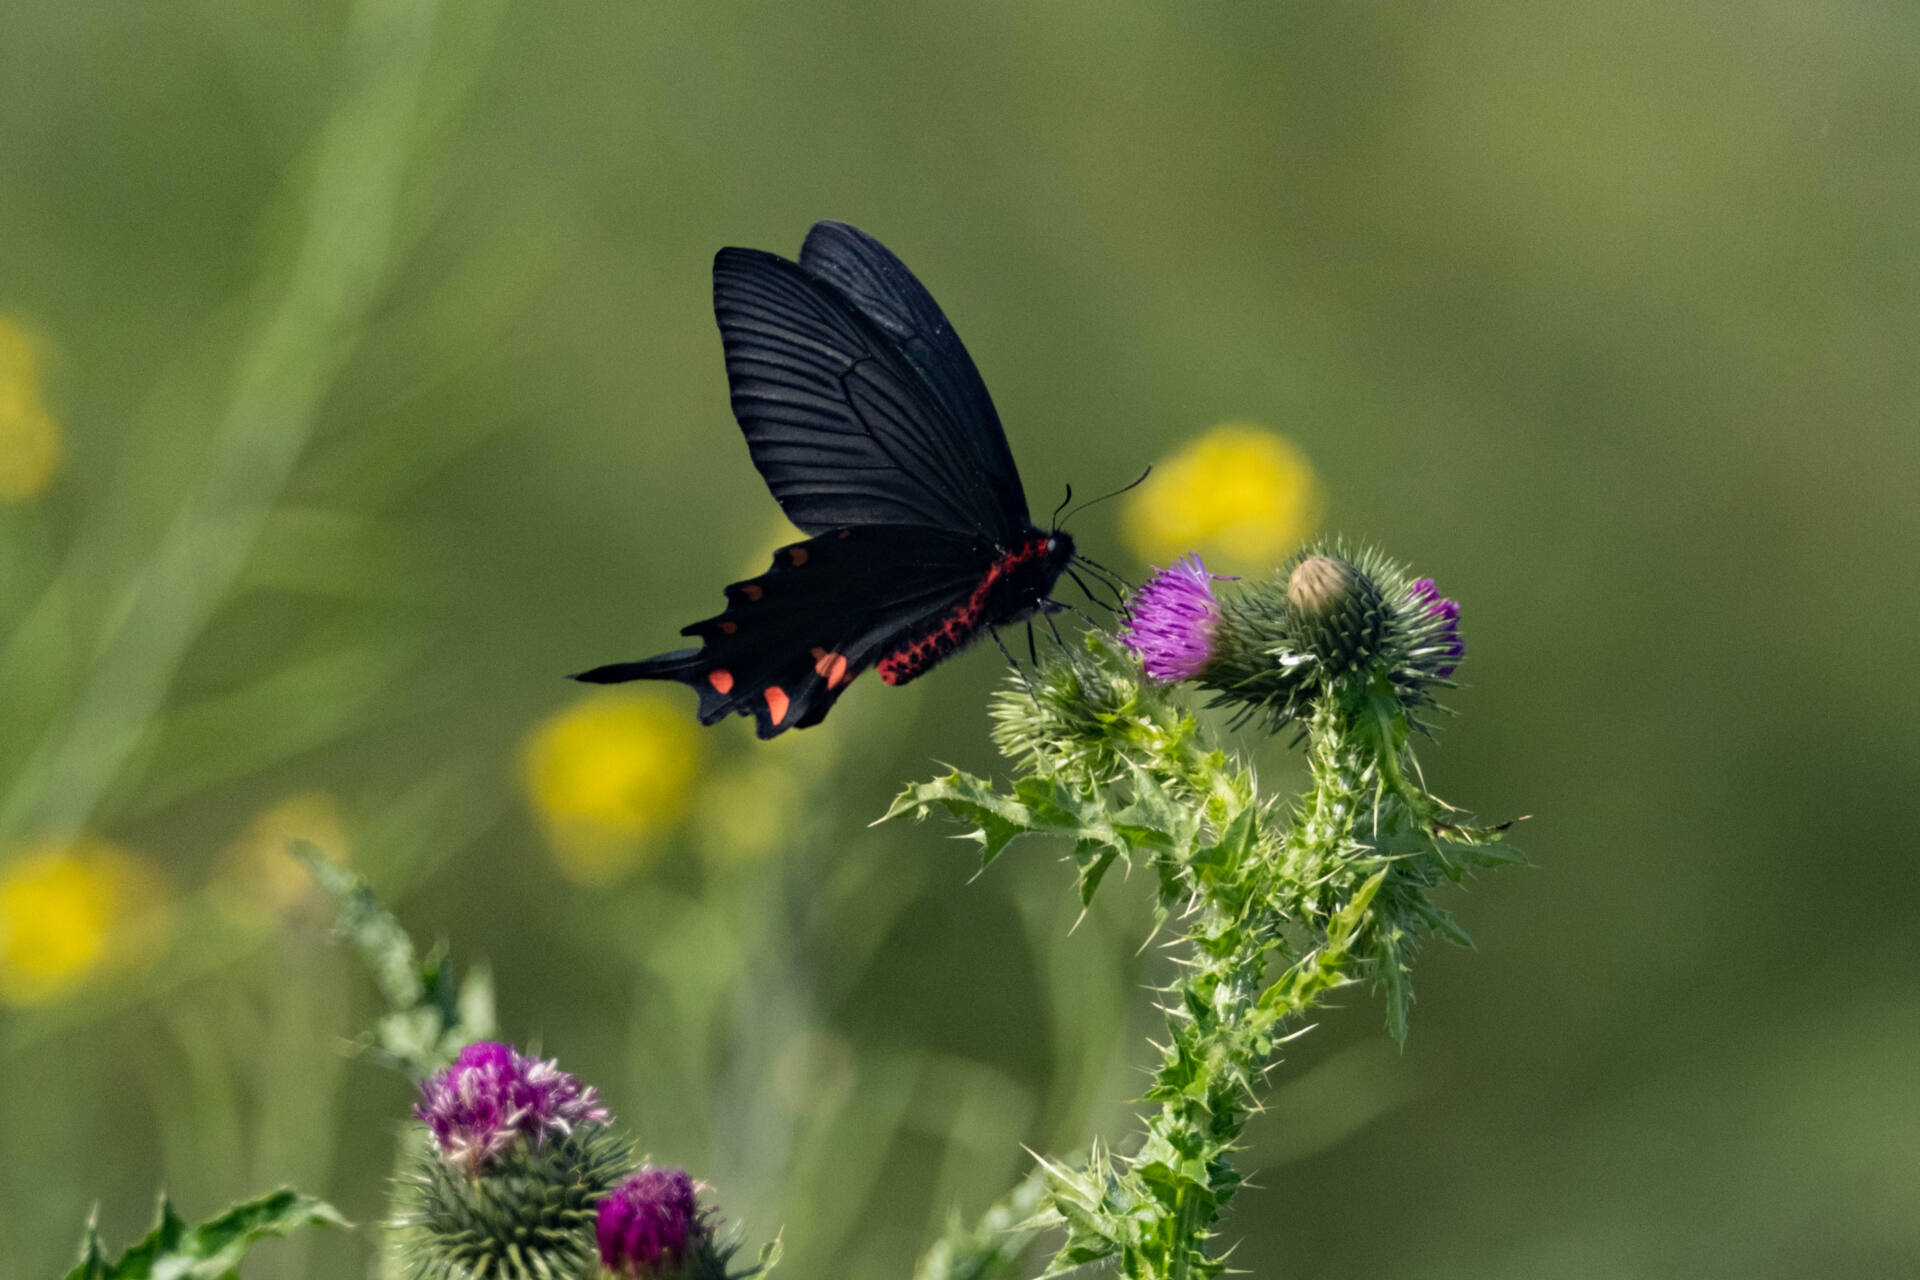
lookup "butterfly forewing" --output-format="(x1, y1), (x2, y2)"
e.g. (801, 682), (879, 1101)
(797, 221), (1029, 530)
(714, 248), (1022, 543)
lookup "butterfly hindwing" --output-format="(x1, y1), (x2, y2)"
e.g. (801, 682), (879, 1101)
(574, 525), (996, 738)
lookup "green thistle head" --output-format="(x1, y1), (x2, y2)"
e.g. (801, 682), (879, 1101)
(391, 1122), (636, 1280)
(1176, 539), (1465, 729)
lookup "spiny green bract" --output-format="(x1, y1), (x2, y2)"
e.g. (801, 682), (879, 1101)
(1200, 538), (1458, 731)
(891, 624), (1518, 1278)
(389, 1122), (633, 1280)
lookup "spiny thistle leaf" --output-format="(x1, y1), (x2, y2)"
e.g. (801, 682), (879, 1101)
(65, 1189), (348, 1280)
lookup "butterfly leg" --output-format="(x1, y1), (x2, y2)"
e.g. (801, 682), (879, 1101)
(1043, 608), (1067, 649)
(1066, 568), (1121, 615)
(989, 625), (1039, 704)
(1025, 619), (1039, 665)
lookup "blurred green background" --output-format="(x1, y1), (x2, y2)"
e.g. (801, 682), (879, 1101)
(3, 1), (1916, 1276)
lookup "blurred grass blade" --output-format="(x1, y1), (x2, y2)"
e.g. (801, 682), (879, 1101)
(0, 0), (449, 843)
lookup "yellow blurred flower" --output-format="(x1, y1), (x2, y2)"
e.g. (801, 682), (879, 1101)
(216, 791), (351, 921)
(0, 836), (172, 1007)
(522, 690), (701, 884)
(0, 314), (62, 503)
(1123, 422), (1323, 571)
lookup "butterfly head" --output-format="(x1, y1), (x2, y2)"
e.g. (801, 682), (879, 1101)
(1043, 530), (1076, 573)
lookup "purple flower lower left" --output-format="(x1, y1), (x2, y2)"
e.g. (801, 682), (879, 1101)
(414, 1041), (610, 1172)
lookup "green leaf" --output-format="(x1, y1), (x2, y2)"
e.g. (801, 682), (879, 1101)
(882, 773), (1037, 867)
(1072, 839), (1122, 907)
(68, 1208), (108, 1280)
(293, 841), (421, 1009)
(1189, 805), (1258, 885)
(751, 1231), (786, 1276)
(1328, 866), (1389, 943)
(294, 842), (492, 1075)
(65, 1189), (348, 1280)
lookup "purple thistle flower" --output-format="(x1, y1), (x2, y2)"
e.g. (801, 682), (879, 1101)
(1122, 554), (1233, 682)
(414, 1041), (610, 1172)
(597, 1166), (704, 1277)
(1406, 577), (1464, 678)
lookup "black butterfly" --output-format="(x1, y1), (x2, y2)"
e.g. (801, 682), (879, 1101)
(573, 221), (1104, 738)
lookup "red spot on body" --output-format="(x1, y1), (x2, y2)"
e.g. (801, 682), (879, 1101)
(765, 686), (790, 724)
(718, 621), (737, 635)
(742, 584), (763, 601)
(708, 669), (734, 694)
(788, 547), (809, 566)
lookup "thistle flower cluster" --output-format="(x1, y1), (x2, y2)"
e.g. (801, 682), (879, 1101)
(387, 1038), (775, 1280)
(415, 1041), (611, 1172)
(895, 538), (1515, 1280)
(1120, 541), (1466, 736)
(390, 1040), (769, 1280)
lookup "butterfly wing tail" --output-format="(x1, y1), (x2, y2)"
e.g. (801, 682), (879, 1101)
(571, 649), (740, 725)
(571, 645), (843, 739)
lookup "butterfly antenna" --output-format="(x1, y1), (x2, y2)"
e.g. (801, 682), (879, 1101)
(1049, 483), (1074, 532)
(1025, 618), (1040, 665)
(989, 626), (1040, 703)
(1058, 465), (1152, 527)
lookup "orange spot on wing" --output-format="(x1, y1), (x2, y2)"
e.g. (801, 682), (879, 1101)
(742, 584), (763, 601)
(719, 621), (737, 635)
(788, 547), (809, 566)
(708, 669), (734, 694)
(765, 686), (790, 725)
(813, 650), (850, 688)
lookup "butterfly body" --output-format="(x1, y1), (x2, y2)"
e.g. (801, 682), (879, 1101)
(873, 529), (1071, 686)
(575, 221), (1076, 738)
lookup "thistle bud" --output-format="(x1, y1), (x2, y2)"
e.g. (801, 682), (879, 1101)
(1284, 554), (1390, 678)
(1181, 541), (1467, 730)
